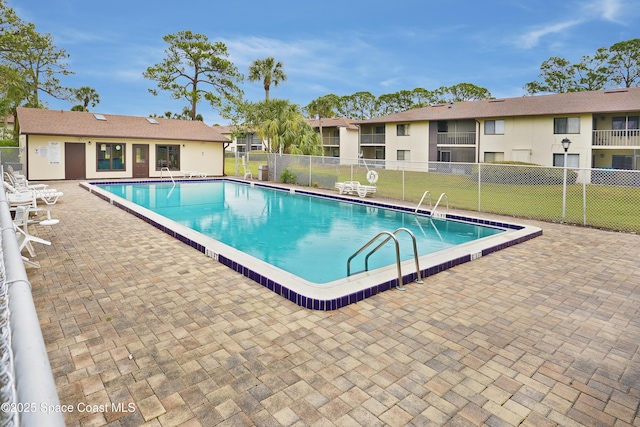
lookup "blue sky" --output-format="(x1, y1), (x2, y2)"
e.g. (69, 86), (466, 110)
(10, 0), (640, 125)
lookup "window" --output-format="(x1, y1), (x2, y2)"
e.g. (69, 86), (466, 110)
(612, 155), (633, 170)
(612, 116), (639, 136)
(397, 150), (410, 161)
(484, 120), (504, 135)
(484, 152), (504, 162)
(156, 145), (180, 170)
(553, 153), (579, 168)
(375, 125), (385, 134)
(554, 117), (580, 134)
(97, 143), (125, 171)
(397, 124), (410, 136)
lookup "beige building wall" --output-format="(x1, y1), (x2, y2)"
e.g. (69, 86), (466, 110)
(480, 114), (592, 168)
(384, 122), (430, 164)
(338, 127), (360, 161)
(26, 135), (224, 180)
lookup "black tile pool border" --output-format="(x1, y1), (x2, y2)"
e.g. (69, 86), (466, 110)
(81, 178), (542, 310)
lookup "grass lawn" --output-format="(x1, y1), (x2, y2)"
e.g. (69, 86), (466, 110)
(225, 157), (640, 233)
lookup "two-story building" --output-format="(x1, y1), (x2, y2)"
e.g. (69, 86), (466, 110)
(222, 117), (360, 160)
(356, 88), (640, 170)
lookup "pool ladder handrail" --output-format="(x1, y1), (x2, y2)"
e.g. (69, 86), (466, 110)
(160, 167), (175, 184)
(415, 190), (432, 214)
(431, 193), (449, 218)
(347, 227), (424, 291)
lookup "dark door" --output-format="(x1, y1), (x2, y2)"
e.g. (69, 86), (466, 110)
(65, 143), (86, 180)
(133, 144), (149, 178)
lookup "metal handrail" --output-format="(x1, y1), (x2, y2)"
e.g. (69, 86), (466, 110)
(415, 190), (432, 214)
(160, 167), (175, 184)
(347, 231), (404, 290)
(0, 179), (65, 426)
(364, 228), (424, 286)
(347, 228), (424, 291)
(432, 193), (449, 217)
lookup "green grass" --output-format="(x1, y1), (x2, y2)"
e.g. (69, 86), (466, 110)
(225, 157), (640, 233)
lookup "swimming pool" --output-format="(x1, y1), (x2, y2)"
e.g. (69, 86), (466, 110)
(83, 179), (542, 310)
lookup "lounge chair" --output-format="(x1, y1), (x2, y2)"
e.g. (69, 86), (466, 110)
(4, 181), (63, 205)
(182, 170), (207, 179)
(334, 181), (376, 197)
(334, 181), (359, 195)
(356, 184), (377, 198)
(4, 170), (49, 191)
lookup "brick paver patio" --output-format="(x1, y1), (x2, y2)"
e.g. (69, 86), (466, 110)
(27, 181), (640, 426)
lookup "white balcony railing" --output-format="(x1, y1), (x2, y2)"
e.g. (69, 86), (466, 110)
(437, 131), (476, 145)
(322, 136), (340, 146)
(593, 130), (640, 146)
(360, 134), (386, 145)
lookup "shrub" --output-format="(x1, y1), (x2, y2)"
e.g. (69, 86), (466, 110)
(280, 168), (296, 184)
(472, 161), (578, 185)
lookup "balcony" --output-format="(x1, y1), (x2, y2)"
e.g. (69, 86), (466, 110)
(322, 136), (340, 146)
(360, 133), (386, 145)
(437, 131), (476, 145)
(593, 129), (640, 146)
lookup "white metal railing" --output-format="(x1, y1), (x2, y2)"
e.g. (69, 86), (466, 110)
(360, 134), (386, 144)
(437, 131), (476, 145)
(431, 193), (449, 218)
(322, 136), (340, 146)
(592, 129), (640, 146)
(160, 167), (175, 184)
(415, 190), (432, 213)
(0, 179), (65, 426)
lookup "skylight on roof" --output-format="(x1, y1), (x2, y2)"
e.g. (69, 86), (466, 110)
(93, 114), (107, 121)
(146, 118), (159, 124)
(489, 99), (505, 102)
(604, 88), (628, 94)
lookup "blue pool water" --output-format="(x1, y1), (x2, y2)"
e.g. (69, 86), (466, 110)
(97, 181), (504, 284)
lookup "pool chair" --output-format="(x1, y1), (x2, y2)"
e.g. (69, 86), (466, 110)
(241, 156), (252, 180)
(334, 181), (360, 195)
(4, 170), (49, 192)
(12, 205), (57, 267)
(3, 181), (63, 205)
(356, 184), (377, 198)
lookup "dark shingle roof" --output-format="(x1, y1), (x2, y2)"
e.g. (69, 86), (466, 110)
(16, 108), (228, 142)
(358, 88), (640, 124)
(307, 117), (358, 130)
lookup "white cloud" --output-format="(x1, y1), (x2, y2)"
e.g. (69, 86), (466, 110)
(584, 0), (623, 22)
(514, 20), (582, 49)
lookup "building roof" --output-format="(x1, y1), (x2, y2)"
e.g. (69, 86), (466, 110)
(16, 108), (228, 142)
(307, 117), (358, 130)
(359, 88), (640, 124)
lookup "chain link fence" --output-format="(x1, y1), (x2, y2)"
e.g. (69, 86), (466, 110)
(226, 152), (640, 233)
(0, 148), (23, 176)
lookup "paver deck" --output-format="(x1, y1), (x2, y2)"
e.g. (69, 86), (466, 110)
(27, 181), (640, 426)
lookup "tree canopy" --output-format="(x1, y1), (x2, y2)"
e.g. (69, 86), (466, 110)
(73, 86), (100, 112)
(524, 38), (640, 94)
(248, 57), (287, 101)
(233, 99), (320, 155)
(143, 30), (243, 120)
(0, 1), (73, 111)
(305, 84), (492, 120)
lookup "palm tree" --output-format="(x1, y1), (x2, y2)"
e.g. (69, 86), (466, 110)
(73, 86), (100, 112)
(248, 57), (287, 101)
(305, 95), (337, 156)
